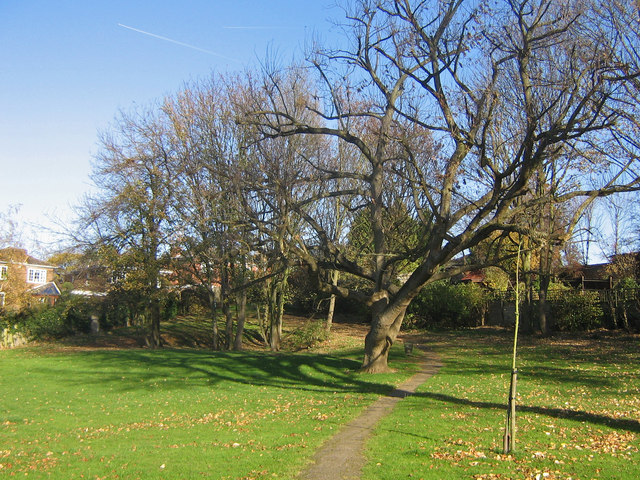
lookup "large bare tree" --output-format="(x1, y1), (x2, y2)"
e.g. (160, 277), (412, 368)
(164, 76), (255, 351)
(238, 69), (328, 350)
(77, 105), (177, 348)
(247, 0), (640, 371)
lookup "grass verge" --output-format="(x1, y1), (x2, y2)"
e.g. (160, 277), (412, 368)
(363, 329), (640, 479)
(0, 342), (418, 479)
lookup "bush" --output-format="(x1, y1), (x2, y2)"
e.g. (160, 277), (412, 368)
(286, 267), (322, 314)
(162, 292), (180, 321)
(286, 320), (329, 350)
(0, 310), (26, 336)
(551, 291), (604, 331)
(408, 281), (488, 328)
(604, 280), (640, 331)
(102, 300), (131, 329)
(0, 293), (108, 342)
(0, 306), (67, 341)
(32, 307), (69, 338)
(58, 295), (102, 333)
(0, 288), (188, 344)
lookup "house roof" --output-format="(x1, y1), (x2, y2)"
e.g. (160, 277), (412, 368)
(30, 282), (61, 297)
(561, 253), (640, 281)
(459, 270), (486, 283)
(561, 263), (610, 280)
(0, 247), (54, 268)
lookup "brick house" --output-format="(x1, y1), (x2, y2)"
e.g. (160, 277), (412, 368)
(0, 247), (60, 309)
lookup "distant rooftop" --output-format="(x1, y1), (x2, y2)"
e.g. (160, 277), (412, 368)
(0, 247), (53, 267)
(30, 282), (61, 297)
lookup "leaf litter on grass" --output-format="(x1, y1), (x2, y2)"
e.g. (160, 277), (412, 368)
(363, 329), (640, 480)
(1, 325), (417, 480)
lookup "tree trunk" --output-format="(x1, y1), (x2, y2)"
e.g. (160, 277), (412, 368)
(361, 305), (406, 373)
(149, 298), (162, 349)
(234, 288), (247, 350)
(221, 265), (234, 350)
(276, 282), (285, 340)
(619, 290), (630, 331)
(222, 299), (234, 350)
(208, 291), (219, 350)
(538, 274), (550, 336)
(503, 369), (518, 453)
(622, 304), (630, 331)
(256, 304), (268, 344)
(610, 291), (619, 329)
(524, 249), (534, 332)
(269, 282), (281, 351)
(233, 257), (247, 350)
(326, 270), (338, 334)
(269, 269), (289, 352)
(269, 286), (285, 352)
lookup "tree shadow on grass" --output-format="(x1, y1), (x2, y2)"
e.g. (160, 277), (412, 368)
(411, 390), (640, 433)
(436, 349), (633, 390)
(25, 348), (402, 398)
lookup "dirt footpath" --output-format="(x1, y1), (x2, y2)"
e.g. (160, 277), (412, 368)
(299, 347), (442, 480)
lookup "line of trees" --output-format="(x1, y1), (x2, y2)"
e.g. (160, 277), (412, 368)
(73, 0), (640, 371)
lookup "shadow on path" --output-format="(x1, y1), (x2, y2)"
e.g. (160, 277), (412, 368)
(298, 347), (443, 480)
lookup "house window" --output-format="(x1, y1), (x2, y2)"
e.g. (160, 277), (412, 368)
(0, 265), (7, 280)
(27, 268), (48, 284)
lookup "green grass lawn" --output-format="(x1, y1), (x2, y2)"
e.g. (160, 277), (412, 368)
(0, 343), (417, 479)
(2, 322), (639, 480)
(363, 329), (640, 480)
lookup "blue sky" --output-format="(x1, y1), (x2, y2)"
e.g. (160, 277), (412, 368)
(0, 0), (339, 252)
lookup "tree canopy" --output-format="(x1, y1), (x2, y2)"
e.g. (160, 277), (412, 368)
(245, 0), (640, 370)
(76, 0), (640, 370)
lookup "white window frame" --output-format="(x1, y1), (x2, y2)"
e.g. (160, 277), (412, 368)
(0, 265), (7, 280)
(27, 268), (48, 284)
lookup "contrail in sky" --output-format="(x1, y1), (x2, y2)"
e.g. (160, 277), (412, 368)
(117, 23), (239, 62)
(223, 26), (298, 29)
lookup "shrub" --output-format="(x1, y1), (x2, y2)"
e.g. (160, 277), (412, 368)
(0, 311), (30, 347)
(58, 295), (102, 333)
(23, 306), (68, 339)
(605, 280), (640, 331)
(102, 300), (131, 328)
(286, 320), (329, 350)
(0, 294), (107, 342)
(286, 267), (322, 314)
(551, 291), (604, 331)
(0, 306), (67, 341)
(0, 310), (25, 335)
(162, 292), (180, 321)
(408, 281), (488, 328)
